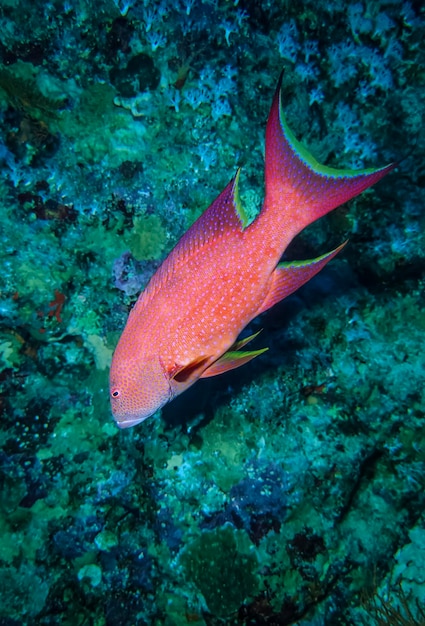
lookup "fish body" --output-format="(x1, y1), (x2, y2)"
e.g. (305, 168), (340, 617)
(110, 75), (394, 428)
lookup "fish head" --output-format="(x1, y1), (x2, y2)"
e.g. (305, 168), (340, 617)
(109, 352), (171, 428)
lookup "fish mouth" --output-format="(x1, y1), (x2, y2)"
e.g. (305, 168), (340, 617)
(115, 415), (146, 429)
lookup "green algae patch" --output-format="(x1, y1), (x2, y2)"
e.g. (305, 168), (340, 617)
(180, 526), (259, 617)
(129, 214), (166, 261)
(58, 82), (148, 167)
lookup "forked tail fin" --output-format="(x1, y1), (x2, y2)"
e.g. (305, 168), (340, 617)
(264, 73), (395, 240)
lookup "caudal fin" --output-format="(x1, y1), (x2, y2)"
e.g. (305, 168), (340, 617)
(264, 73), (395, 239)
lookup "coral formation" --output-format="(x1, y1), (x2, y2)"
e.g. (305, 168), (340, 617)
(0, 0), (424, 623)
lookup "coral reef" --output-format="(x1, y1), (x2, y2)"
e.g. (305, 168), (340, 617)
(0, 0), (424, 624)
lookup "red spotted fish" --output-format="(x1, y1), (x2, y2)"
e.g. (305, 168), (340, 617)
(110, 74), (394, 428)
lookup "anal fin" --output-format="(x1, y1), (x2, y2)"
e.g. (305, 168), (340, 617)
(257, 242), (347, 316)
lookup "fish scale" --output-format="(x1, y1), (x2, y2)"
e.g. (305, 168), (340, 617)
(109, 73), (395, 428)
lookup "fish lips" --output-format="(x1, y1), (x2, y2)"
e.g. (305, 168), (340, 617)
(115, 416), (146, 429)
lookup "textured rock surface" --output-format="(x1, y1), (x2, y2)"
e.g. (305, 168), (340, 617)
(0, 0), (424, 623)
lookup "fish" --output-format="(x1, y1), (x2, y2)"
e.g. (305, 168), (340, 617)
(109, 74), (394, 428)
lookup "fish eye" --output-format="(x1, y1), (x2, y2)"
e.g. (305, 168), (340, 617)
(111, 389), (120, 398)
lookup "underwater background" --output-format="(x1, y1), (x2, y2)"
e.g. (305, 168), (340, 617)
(0, 0), (424, 624)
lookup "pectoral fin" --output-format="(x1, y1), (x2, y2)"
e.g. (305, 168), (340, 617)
(170, 356), (210, 384)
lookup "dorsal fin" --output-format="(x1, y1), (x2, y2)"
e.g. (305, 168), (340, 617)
(143, 170), (247, 301)
(170, 168), (247, 262)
